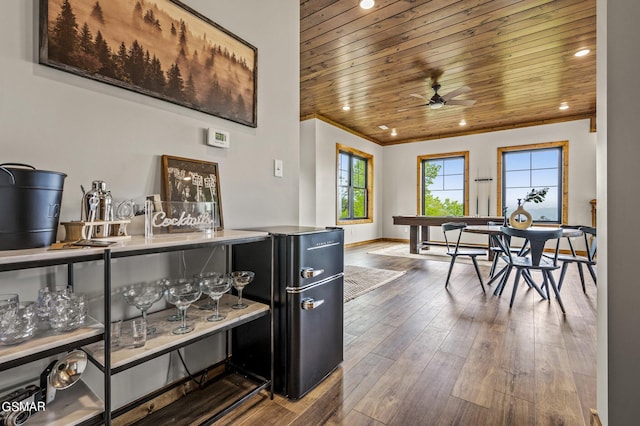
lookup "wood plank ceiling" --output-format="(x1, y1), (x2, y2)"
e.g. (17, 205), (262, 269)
(300, 0), (597, 145)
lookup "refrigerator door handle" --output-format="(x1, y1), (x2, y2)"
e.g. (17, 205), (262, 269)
(301, 297), (325, 310)
(301, 267), (325, 279)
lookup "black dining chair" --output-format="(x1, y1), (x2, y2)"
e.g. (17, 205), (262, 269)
(486, 221), (525, 278)
(494, 226), (566, 313)
(556, 226), (597, 292)
(441, 222), (486, 293)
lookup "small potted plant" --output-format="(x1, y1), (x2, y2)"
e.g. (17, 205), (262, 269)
(523, 187), (549, 204)
(510, 187), (549, 229)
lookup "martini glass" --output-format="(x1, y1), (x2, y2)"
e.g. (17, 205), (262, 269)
(123, 280), (164, 335)
(230, 271), (255, 310)
(193, 272), (224, 310)
(200, 274), (232, 321)
(162, 278), (190, 322)
(165, 280), (202, 335)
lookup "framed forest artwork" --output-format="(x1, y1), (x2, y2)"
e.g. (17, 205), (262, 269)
(161, 155), (224, 230)
(39, 0), (258, 127)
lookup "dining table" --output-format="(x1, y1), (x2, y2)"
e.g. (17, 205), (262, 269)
(463, 224), (584, 287)
(392, 215), (504, 255)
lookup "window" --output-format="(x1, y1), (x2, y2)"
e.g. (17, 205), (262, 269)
(418, 152), (469, 216)
(498, 141), (568, 224)
(337, 144), (373, 224)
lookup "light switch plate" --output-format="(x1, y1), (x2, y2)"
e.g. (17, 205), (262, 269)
(274, 159), (283, 177)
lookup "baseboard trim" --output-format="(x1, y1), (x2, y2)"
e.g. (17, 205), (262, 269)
(344, 238), (385, 248)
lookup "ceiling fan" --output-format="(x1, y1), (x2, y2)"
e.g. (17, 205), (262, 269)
(398, 64), (476, 112)
(398, 83), (476, 112)
(406, 83), (477, 110)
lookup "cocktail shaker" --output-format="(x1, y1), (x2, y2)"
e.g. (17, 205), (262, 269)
(82, 180), (113, 221)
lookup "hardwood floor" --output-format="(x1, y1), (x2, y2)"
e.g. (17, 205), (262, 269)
(144, 241), (598, 426)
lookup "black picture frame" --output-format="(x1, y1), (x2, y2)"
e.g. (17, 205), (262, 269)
(39, 0), (257, 127)
(161, 155), (223, 230)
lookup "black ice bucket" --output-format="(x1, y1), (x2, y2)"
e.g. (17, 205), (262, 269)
(0, 163), (67, 250)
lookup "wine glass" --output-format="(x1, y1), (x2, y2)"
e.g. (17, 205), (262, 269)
(230, 271), (255, 310)
(165, 280), (202, 335)
(200, 274), (232, 322)
(123, 281), (164, 335)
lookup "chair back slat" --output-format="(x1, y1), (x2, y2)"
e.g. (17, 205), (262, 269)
(441, 222), (467, 254)
(500, 226), (563, 266)
(580, 226), (597, 261)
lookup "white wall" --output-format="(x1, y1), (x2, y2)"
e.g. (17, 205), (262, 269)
(603, 0), (640, 424)
(301, 119), (597, 246)
(1, 0), (300, 229)
(300, 118), (384, 245)
(383, 119), (596, 242)
(596, 0), (608, 423)
(299, 119), (317, 225)
(0, 0), (299, 410)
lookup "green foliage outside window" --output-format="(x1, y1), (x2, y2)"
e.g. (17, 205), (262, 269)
(422, 162), (464, 216)
(339, 153), (367, 220)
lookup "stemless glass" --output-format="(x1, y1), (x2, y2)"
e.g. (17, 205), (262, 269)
(230, 271), (255, 310)
(0, 294), (21, 342)
(35, 285), (70, 328)
(165, 280), (202, 335)
(123, 280), (165, 335)
(0, 302), (36, 345)
(200, 274), (232, 322)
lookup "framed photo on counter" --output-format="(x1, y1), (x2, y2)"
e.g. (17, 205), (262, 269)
(161, 155), (223, 230)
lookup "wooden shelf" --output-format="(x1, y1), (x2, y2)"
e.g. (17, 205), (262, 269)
(0, 317), (103, 371)
(83, 295), (269, 373)
(25, 380), (104, 426)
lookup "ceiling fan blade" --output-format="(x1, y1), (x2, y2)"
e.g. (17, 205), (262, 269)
(397, 103), (429, 112)
(409, 93), (425, 100)
(446, 99), (476, 106)
(429, 68), (443, 85)
(441, 85), (471, 102)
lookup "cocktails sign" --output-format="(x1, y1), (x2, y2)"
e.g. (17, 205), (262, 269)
(145, 200), (216, 237)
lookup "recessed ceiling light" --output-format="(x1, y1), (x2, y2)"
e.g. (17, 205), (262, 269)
(459, 119), (467, 126)
(359, 0), (374, 10)
(342, 105), (351, 111)
(575, 49), (590, 57)
(378, 125), (389, 130)
(391, 128), (397, 136)
(559, 102), (569, 111)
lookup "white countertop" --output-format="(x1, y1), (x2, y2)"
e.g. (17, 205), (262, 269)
(0, 229), (270, 266)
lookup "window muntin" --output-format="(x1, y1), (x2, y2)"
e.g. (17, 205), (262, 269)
(419, 153), (468, 216)
(337, 145), (373, 223)
(499, 143), (566, 223)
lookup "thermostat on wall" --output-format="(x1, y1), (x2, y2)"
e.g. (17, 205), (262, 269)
(206, 128), (230, 148)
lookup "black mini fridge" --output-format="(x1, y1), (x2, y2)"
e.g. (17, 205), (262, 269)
(232, 226), (344, 399)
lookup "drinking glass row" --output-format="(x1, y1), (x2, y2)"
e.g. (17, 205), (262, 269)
(1, 288), (88, 345)
(123, 271), (255, 336)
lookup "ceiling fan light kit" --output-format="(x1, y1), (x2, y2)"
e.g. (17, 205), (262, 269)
(359, 0), (374, 10)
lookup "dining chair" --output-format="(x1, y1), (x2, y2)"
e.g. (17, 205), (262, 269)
(441, 222), (486, 293)
(556, 226), (597, 292)
(486, 221), (525, 278)
(494, 226), (566, 313)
